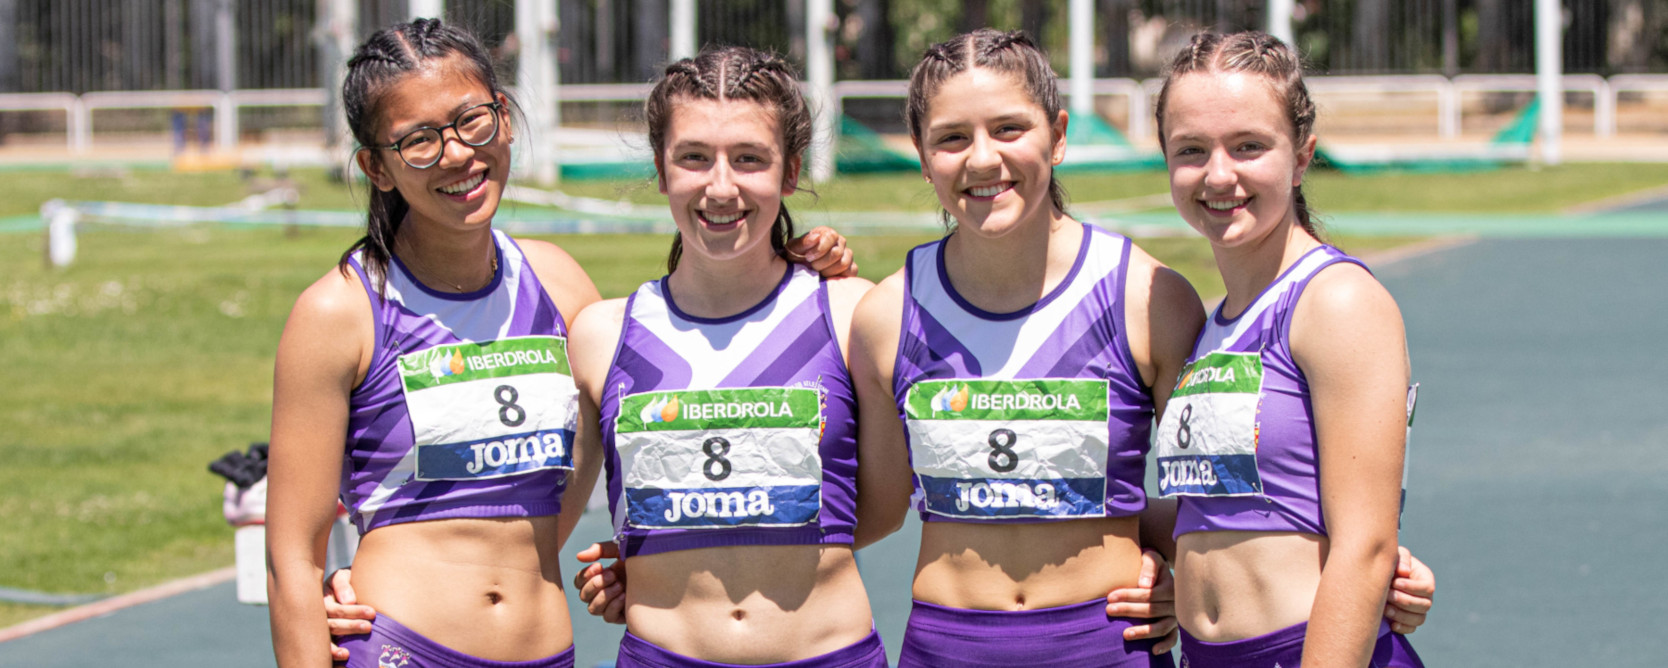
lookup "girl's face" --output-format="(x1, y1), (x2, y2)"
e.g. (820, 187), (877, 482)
(657, 97), (798, 265)
(358, 56), (512, 234)
(1161, 71), (1315, 250)
(917, 67), (1067, 238)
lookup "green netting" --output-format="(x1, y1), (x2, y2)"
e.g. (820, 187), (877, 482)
(1065, 112), (1132, 147)
(1315, 99), (1539, 174)
(836, 115), (920, 174)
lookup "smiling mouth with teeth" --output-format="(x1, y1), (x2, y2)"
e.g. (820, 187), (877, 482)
(438, 171), (486, 195)
(701, 211), (745, 225)
(1203, 197), (1249, 211)
(967, 183), (1012, 198)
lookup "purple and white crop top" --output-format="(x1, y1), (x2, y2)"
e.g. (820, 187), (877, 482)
(341, 230), (575, 534)
(599, 264), (859, 558)
(893, 225), (1154, 522)
(1157, 245), (1398, 538)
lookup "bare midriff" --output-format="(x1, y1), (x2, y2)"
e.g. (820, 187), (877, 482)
(624, 544), (873, 663)
(1174, 530), (1327, 642)
(351, 515), (573, 661)
(912, 516), (1143, 610)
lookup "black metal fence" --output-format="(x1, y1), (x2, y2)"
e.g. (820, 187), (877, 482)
(0, 0), (1662, 95)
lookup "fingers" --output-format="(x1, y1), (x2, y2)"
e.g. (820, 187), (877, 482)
(1106, 587), (1176, 621)
(575, 541), (619, 564)
(1384, 602), (1426, 635)
(1137, 549), (1159, 588)
(325, 605), (376, 637)
(789, 227), (857, 278)
(331, 643), (351, 662)
(325, 567), (357, 605)
(1387, 582), (1432, 614)
(1121, 616), (1178, 641)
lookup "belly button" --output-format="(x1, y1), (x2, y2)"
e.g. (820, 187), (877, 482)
(731, 610), (746, 621)
(486, 592), (503, 605)
(1013, 594), (1025, 610)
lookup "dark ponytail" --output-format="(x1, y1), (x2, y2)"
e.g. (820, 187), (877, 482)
(336, 18), (514, 292)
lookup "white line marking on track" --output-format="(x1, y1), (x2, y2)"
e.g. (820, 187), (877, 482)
(0, 567), (237, 644)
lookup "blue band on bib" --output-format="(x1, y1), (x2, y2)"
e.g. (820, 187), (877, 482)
(918, 475), (1105, 518)
(415, 428), (575, 480)
(1156, 454), (1262, 496)
(627, 484), (821, 529)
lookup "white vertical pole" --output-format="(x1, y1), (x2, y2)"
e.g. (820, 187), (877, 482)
(1266, 0), (1295, 46)
(318, 0), (357, 179)
(409, 0), (444, 20)
(1068, 0), (1093, 119)
(1535, 0), (1562, 165)
(807, 0), (835, 183)
(670, 0), (696, 61)
(517, 0), (561, 186)
(214, 0), (237, 152)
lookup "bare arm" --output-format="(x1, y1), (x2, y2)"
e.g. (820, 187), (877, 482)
(567, 298), (629, 623)
(517, 238), (604, 545)
(848, 272), (915, 550)
(266, 271), (371, 668)
(1293, 264), (1409, 668)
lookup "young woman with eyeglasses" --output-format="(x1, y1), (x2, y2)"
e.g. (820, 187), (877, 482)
(264, 20), (853, 668)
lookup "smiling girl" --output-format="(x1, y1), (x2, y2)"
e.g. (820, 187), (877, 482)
(269, 20), (853, 668)
(1151, 32), (1426, 667)
(561, 46), (886, 667)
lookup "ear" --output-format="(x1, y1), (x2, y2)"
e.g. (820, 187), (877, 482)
(495, 92), (514, 145)
(781, 155), (802, 197)
(1050, 110), (1069, 166)
(356, 148), (396, 193)
(654, 154), (668, 195)
(1293, 134), (1317, 187)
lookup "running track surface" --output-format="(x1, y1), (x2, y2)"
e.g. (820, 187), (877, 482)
(4, 237), (1667, 667)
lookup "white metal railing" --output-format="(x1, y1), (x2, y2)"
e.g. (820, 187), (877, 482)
(3, 75), (1665, 157)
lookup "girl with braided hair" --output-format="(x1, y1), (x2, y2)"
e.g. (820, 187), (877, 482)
(844, 28), (1434, 666)
(1149, 31), (1426, 667)
(559, 45), (888, 667)
(269, 20), (854, 668)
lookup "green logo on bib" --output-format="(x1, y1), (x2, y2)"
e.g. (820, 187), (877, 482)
(905, 379), (1107, 422)
(399, 336), (570, 392)
(617, 387), (820, 434)
(1170, 352), (1263, 399)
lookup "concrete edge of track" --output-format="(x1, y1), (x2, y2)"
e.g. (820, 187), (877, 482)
(0, 567), (236, 644)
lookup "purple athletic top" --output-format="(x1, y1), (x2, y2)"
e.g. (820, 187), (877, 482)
(1156, 245), (1367, 537)
(341, 230), (576, 535)
(893, 225), (1153, 522)
(599, 264), (858, 558)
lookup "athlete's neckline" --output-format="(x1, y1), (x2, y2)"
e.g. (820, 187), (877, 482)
(660, 262), (795, 325)
(389, 232), (507, 302)
(1212, 244), (1334, 326)
(935, 223), (1093, 321)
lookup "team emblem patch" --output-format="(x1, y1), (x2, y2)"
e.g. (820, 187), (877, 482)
(378, 645), (411, 668)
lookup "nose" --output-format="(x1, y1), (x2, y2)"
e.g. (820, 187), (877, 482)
(1202, 146), (1236, 191)
(436, 127), (476, 167)
(706, 160), (740, 201)
(967, 132), (1001, 173)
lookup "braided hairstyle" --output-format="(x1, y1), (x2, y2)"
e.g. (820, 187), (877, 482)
(1155, 31), (1324, 240)
(905, 29), (1069, 227)
(336, 18), (516, 293)
(645, 46), (809, 273)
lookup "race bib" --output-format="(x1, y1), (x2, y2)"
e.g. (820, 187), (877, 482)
(904, 378), (1110, 519)
(397, 336), (578, 480)
(615, 387), (823, 530)
(1155, 351), (1265, 497)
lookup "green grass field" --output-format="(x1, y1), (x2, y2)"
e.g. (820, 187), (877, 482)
(0, 163), (1661, 630)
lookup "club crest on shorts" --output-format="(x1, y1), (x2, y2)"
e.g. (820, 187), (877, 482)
(378, 644), (411, 668)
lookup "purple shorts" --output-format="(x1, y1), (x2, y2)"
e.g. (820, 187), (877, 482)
(616, 629), (887, 667)
(898, 599), (1174, 668)
(1177, 620), (1424, 668)
(338, 613), (575, 668)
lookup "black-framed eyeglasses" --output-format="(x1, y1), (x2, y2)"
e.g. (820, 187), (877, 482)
(378, 102), (503, 169)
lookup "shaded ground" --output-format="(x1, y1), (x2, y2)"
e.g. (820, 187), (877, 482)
(3, 236), (1667, 666)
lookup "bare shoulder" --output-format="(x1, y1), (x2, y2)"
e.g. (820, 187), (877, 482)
(824, 275), (876, 317)
(513, 237), (602, 326)
(289, 266), (373, 336)
(1296, 261), (1403, 326)
(1120, 240), (1205, 392)
(1124, 241), (1204, 315)
(853, 269), (906, 324)
(1291, 261), (1407, 371)
(567, 297), (629, 395)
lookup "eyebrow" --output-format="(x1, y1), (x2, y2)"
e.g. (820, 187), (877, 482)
(390, 99), (491, 138)
(927, 112), (1036, 134)
(670, 140), (777, 153)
